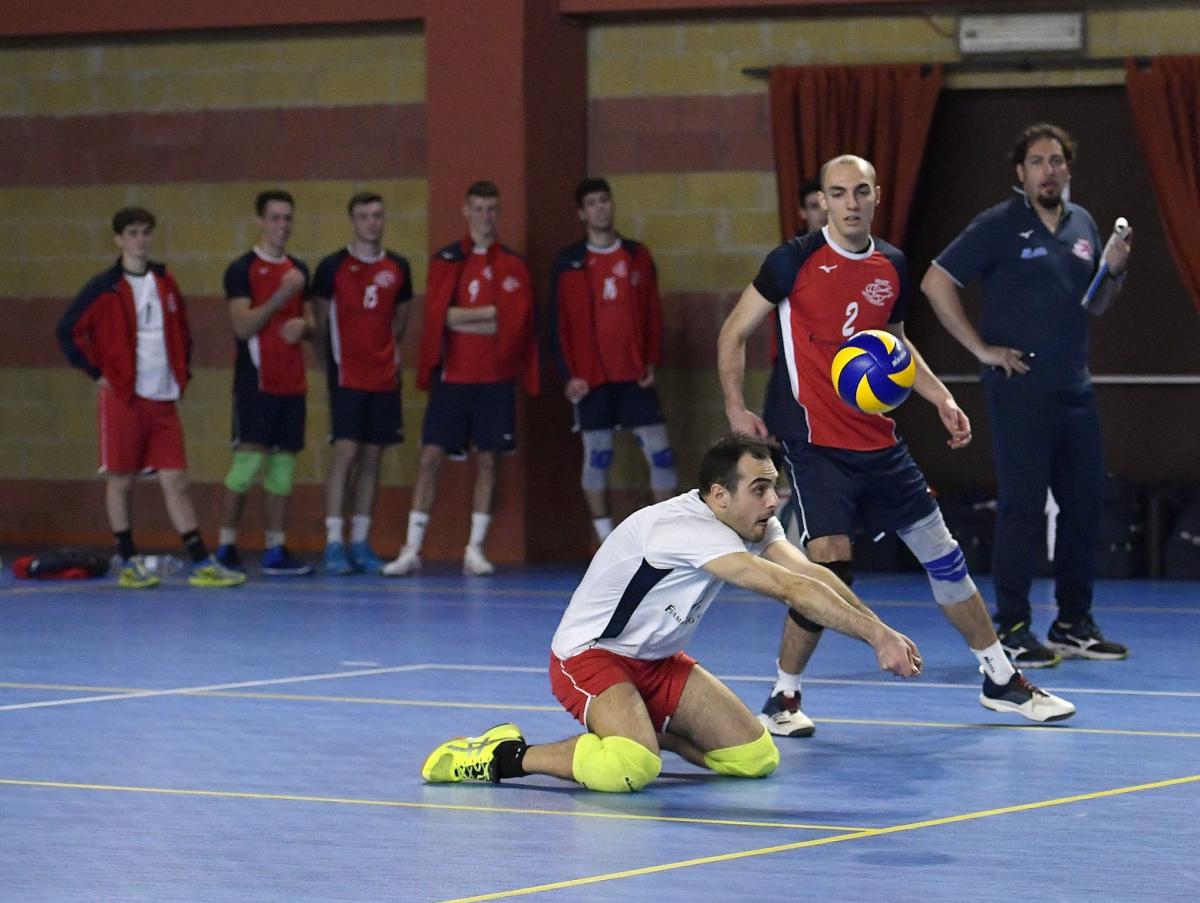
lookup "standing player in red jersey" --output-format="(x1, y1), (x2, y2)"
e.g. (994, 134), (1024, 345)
(312, 192), (413, 575)
(56, 207), (244, 589)
(548, 177), (677, 543)
(718, 155), (1075, 732)
(216, 190), (315, 577)
(384, 181), (539, 577)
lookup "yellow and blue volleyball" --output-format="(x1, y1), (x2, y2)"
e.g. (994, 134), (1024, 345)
(830, 329), (916, 414)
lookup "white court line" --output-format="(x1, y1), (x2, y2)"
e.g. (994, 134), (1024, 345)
(0, 664), (434, 712)
(5, 661), (1197, 712)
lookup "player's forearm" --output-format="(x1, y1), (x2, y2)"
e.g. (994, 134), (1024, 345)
(448, 321), (498, 335)
(230, 305), (275, 340)
(781, 573), (886, 644)
(446, 305), (497, 326)
(1086, 275), (1123, 316)
(906, 338), (954, 407)
(716, 327), (750, 416)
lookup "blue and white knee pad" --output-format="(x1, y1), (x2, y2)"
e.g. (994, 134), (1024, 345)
(632, 424), (676, 492)
(896, 509), (977, 605)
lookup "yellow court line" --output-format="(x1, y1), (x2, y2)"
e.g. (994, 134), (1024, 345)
(440, 773), (1200, 903)
(0, 779), (867, 832)
(4, 683), (1198, 739)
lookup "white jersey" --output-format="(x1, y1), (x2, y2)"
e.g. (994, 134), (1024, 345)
(551, 490), (785, 661)
(126, 271), (180, 401)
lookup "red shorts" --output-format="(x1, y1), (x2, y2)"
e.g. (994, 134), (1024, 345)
(98, 390), (187, 474)
(549, 648), (697, 733)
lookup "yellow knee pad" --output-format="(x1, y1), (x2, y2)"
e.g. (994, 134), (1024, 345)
(571, 734), (661, 793)
(703, 729), (779, 778)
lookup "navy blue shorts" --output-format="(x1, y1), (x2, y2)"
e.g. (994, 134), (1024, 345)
(780, 439), (936, 542)
(574, 382), (664, 432)
(232, 388), (306, 452)
(421, 377), (515, 457)
(329, 384), (403, 446)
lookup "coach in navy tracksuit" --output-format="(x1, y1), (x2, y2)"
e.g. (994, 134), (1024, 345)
(921, 123), (1132, 667)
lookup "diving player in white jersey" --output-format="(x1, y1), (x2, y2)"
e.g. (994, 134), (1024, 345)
(421, 434), (922, 793)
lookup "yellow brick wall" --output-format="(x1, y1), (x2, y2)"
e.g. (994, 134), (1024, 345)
(0, 28), (425, 116)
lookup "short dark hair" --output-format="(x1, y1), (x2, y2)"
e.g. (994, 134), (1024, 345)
(347, 191), (384, 215)
(112, 206), (156, 234)
(466, 180), (499, 200)
(798, 178), (821, 204)
(698, 434), (775, 499)
(255, 189), (295, 216)
(575, 177), (612, 208)
(1010, 123), (1076, 168)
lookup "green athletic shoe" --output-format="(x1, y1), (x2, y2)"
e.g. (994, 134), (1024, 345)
(118, 557), (160, 590)
(188, 555), (247, 588)
(421, 723), (524, 784)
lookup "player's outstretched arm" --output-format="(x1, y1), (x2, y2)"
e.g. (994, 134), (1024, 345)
(703, 551), (921, 677)
(717, 284), (773, 438)
(762, 539), (878, 617)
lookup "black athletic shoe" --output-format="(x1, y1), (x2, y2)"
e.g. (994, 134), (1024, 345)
(1047, 615), (1129, 660)
(997, 622), (1061, 669)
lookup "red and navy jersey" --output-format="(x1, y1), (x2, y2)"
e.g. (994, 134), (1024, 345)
(443, 249), (503, 384)
(548, 237), (662, 386)
(755, 227), (908, 451)
(224, 249), (310, 396)
(56, 260), (192, 403)
(312, 247), (413, 392)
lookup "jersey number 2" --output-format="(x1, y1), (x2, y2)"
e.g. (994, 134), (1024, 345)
(842, 301), (859, 336)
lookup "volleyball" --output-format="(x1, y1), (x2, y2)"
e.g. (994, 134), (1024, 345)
(830, 329), (916, 414)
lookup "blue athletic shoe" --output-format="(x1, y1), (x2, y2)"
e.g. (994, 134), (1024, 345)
(324, 542), (356, 576)
(349, 541), (385, 575)
(215, 544), (243, 572)
(261, 546), (314, 577)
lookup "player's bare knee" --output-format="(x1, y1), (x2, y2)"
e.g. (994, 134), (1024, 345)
(897, 509), (977, 605)
(571, 733), (661, 792)
(703, 729), (779, 778)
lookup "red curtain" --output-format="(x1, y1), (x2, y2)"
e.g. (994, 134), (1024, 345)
(1125, 56), (1200, 314)
(769, 64), (942, 247)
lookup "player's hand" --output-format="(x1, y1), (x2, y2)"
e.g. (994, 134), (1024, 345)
(279, 317), (307, 344)
(874, 627), (922, 678)
(637, 365), (656, 389)
(726, 407), (769, 439)
(96, 376), (112, 391)
(977, 344), (1029, 377)
(1105, 227), (1133, 276)
(565, 378), (589, 404)
(937, 396), (972, 449)
(279, 267), (306, 297)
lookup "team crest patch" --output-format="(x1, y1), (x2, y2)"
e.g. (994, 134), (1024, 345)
(374, 270), (397, 288)
(501, 275), (521, 293)
(612, 260), (628, 278)
(862, 278), (894, 307)
(1072, 238), (1093, 261)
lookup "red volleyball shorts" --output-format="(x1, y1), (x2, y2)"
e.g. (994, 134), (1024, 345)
(549, 647), (697, 733)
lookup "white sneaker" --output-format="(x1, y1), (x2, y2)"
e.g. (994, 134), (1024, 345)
(758, 691), (815, 737)
(462, 545), (495, 576)
(382, 546), (421, 577)
(979, 671), (1076, 723)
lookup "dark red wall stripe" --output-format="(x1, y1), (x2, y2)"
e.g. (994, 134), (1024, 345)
(0, 104), (426, 187)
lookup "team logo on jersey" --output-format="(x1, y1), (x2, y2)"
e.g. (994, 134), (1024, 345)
(818, 264), (838, 274)
(1019, 229), (1034, 239)
(501, 275), (521, 293)
(1072, 238), (1093, 261)
(258, 267), (271, 276)
(861, 278), (894, 307)
(1021, 247), (1048, 260)
(612, 260), (628, 279)
(374, 270), (397, 289)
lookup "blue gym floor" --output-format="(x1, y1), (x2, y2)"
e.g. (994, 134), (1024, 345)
(1, 565), (1197, 902)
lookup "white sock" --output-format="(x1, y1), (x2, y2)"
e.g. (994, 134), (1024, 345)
(350, 515), (371, 544)
(325, 517), (344, 545)
(592, 517), (614, 541)
(218, 527), (237, 547)
(468, 512), (491, 548)
(265, 531), (285, 550)
(406, 511), (430, 552)
(771, 660), (803, 697)
(974, 641), (1016, 684)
